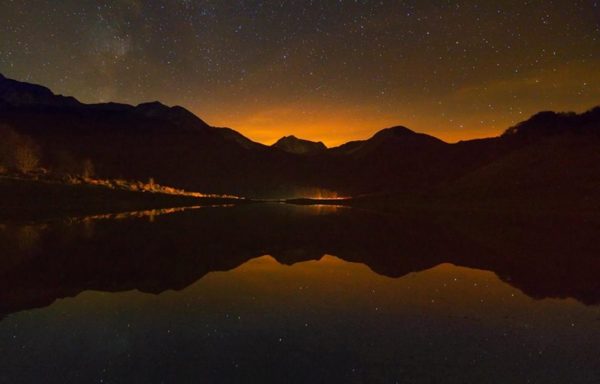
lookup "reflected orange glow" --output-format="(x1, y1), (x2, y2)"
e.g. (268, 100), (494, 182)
(199, 256), (587, 315)
(58, 255), (591, 320)
(290, 187), (344, 199)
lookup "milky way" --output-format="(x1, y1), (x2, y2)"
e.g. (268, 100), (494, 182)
(1, 1), (599, 144)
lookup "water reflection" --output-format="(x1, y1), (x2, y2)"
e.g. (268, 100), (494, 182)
(0, 204), (599, 383)
(1, 204), (599, 317)
(1, 255), (599, 383)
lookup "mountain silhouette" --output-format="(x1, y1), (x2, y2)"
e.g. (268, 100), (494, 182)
(1, 73), (600, 203)
(272, 135), (327, 154)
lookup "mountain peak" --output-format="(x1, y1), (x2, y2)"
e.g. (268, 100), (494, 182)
(331, 125), (446, 157)
(273, 135), (327, 155)
(132, 101), (210, 130)
(134, 101), (170, 116)
(367, 125), (445, 146)
(372, 126), (416, 138)
(136, 101), (167, 109)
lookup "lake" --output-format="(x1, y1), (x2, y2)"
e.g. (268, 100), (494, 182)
(0, 204), (599, 383)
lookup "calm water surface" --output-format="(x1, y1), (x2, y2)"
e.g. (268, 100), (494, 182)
(0, 204), (599, 383)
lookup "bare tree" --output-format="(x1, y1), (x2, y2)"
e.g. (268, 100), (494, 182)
(81, 158), (95, 179)
(13, 137), (40, 173)
(0, 124), (41, 174)
(0, 125), (16, 170)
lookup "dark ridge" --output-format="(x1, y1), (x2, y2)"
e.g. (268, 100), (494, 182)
(502, 107), (600, 138)
(217, 127), (268, 150)
(0, 73), (81, 109)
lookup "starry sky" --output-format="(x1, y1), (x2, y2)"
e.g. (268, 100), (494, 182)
(1, 1), (599, 145)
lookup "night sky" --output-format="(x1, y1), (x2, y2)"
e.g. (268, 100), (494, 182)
(1, 1), (599, 145)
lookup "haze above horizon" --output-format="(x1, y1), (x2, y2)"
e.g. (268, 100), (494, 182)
(1, 1), (598, 146)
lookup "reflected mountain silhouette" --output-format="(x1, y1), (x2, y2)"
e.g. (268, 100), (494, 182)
(1, 204), (599, 318)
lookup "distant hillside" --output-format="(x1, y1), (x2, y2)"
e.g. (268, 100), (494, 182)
(2, 73), (600, 205)
(443, 134), (600, 209)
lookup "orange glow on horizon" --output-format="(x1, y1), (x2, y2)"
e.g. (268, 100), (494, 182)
(191, 61), (600, 147)
(203, 111), (509, 147)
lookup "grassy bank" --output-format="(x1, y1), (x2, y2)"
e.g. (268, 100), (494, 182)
(0, 176), (246, 222)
